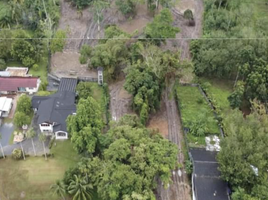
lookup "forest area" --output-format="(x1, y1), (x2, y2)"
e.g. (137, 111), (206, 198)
(1, 0), (268, 199)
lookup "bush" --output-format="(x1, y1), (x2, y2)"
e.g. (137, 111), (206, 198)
(17, 95), (32, 115)
(32, 64), (39, 71)
(185, 159), (193, 174)
(197, 96), (204, 104)
(12, 149), (22, 160)
(39, 80), (48, 91)
(79, 55), (87, 64)
(0, 58), (6, 70)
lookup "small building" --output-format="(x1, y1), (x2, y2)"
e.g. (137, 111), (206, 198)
(190, 148), (230, 200)
(0, 97), (13, 117)
(5, 67), (29, 77)
(0, 77), (40, 94)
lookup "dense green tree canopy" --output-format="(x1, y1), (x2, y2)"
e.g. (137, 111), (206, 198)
(62, 115), (178, 200)
(67, 97), (104, 155)
(218, 110), (268, 199)
(50, 30), (67, 53)
(144, 8), (179, 44)
(16, 95), (32, 115)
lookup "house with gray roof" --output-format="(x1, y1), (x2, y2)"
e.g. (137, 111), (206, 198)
(31, 78), (77, 139)
(190, 148), (230, 200)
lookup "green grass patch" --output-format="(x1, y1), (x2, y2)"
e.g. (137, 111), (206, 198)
(0, 140), (79, 200)
(199, 78), (233, 114)
(176, 85), (220, 146)
(29, 55), (48, 82)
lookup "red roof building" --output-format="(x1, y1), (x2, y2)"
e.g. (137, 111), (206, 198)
(0, 77), (40, 93)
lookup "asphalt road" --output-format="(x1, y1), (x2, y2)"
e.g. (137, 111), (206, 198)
(0, 123), (14, 147)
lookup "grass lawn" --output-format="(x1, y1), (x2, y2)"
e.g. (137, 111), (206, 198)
(0, 140), (79, 200)
(176, 85), (220, 146)
(199, 78), (233, 114)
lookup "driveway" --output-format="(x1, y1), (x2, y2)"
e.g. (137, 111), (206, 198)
(0, 123), (14, 147)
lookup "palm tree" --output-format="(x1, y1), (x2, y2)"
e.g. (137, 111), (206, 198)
(0, 132), (5, 159)
(39, 133), (47, 160)
(27, 128), (36, 156)
(50, 180), (66, 200)
(68, 175), (93, 200)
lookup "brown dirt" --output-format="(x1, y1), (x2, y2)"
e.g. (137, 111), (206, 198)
(58, 0), (92, 51)
(50, 52), (97, 78)
(147, 100), (168, 138)
(118, 4), (154, 34)
(156, 0), (204, 199)
(109, 79), (133, 121)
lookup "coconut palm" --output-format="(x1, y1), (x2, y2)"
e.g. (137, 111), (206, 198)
(0, 132), (5, 159)
(39, 133), (47, 160)
(68, 175), (93, 200)
(50, 180), (66, 200)
(27, 128), (37, 156)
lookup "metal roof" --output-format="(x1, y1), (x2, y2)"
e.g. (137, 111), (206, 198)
(58, 78), (77, 92)
(190, 148), (230, 200)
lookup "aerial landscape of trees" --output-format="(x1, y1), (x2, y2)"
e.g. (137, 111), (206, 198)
(2, 0), (268, 199)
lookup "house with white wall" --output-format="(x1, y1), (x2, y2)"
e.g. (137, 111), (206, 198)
(0, 97), (13, 117)
(31, 78), (78, 140)
(0, 77), (40, 95)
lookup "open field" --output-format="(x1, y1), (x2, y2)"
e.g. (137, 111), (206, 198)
(0, 140), (79, 200)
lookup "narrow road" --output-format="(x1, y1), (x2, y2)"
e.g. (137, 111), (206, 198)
(157, 0), (204, 199)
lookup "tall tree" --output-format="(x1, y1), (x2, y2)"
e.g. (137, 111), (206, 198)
(39, 133), (47, 160)
(90, 0), (109, 39)
(27, 128), (37, 156)
(68, 175), (93, 200)
(144, 8), (179, 45)
(218, 110), (268, 198)
(0, 132), (5, 159)
(50, 180), (66, 200)
(67, 97), (103, 155)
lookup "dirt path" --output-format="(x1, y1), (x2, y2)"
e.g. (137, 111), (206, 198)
(109, 80), (133, 121)
(156, 0), (204, 200)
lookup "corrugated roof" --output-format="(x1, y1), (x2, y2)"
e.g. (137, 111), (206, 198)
(0, 77), (39, 91)
(58, 78), (77, 92)
(190, 148), (230, 200)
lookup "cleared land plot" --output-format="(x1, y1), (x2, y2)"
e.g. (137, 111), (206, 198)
(0, 140), (79, 200)
(176, 85), (220, 146)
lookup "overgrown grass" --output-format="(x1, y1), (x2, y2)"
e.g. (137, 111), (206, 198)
(176, 85), (220, 146)
(199, 78), (233, 114)
(0, 140), (79, 200)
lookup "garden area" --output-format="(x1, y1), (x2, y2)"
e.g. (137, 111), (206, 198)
(0, 140), (79, 200)
(176, 85), (220, 146)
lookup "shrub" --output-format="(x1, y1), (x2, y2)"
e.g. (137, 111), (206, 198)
(185, 159), (193, 174)
(12, 149), (22, 160)
(197, 96), (204, 104)
(39, 80), (48, 91)
(79, 55), (87, 64)
(32, 64), (39, 71)
(0, 58), (6, 70)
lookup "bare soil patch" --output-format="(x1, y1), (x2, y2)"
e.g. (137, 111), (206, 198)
(109, 79), (133, 121)
(147, 101), (168, 138)
(51, 52), (97, 78)
(118, 5), (154, 34)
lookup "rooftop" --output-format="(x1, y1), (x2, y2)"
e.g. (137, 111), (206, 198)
(32, 91), (76, 132)
(0, 97), (12, 112)
(58, 78), (77, 92)
(0, 77), (39, 92)
(5, 67), (29, 77)
(190, 148), (230, 200)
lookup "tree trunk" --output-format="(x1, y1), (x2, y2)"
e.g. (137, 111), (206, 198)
(155, 0), (159, 9)
(0, 142), (5, 159)
(42, 141), (47, 160)
(234, 68), (240, 88)
(31, 138), (37, 156)
(97, 17), (100, 40)
(20, 142), (26, 160)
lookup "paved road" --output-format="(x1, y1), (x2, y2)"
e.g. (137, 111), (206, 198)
(0, 123), (14, 147)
